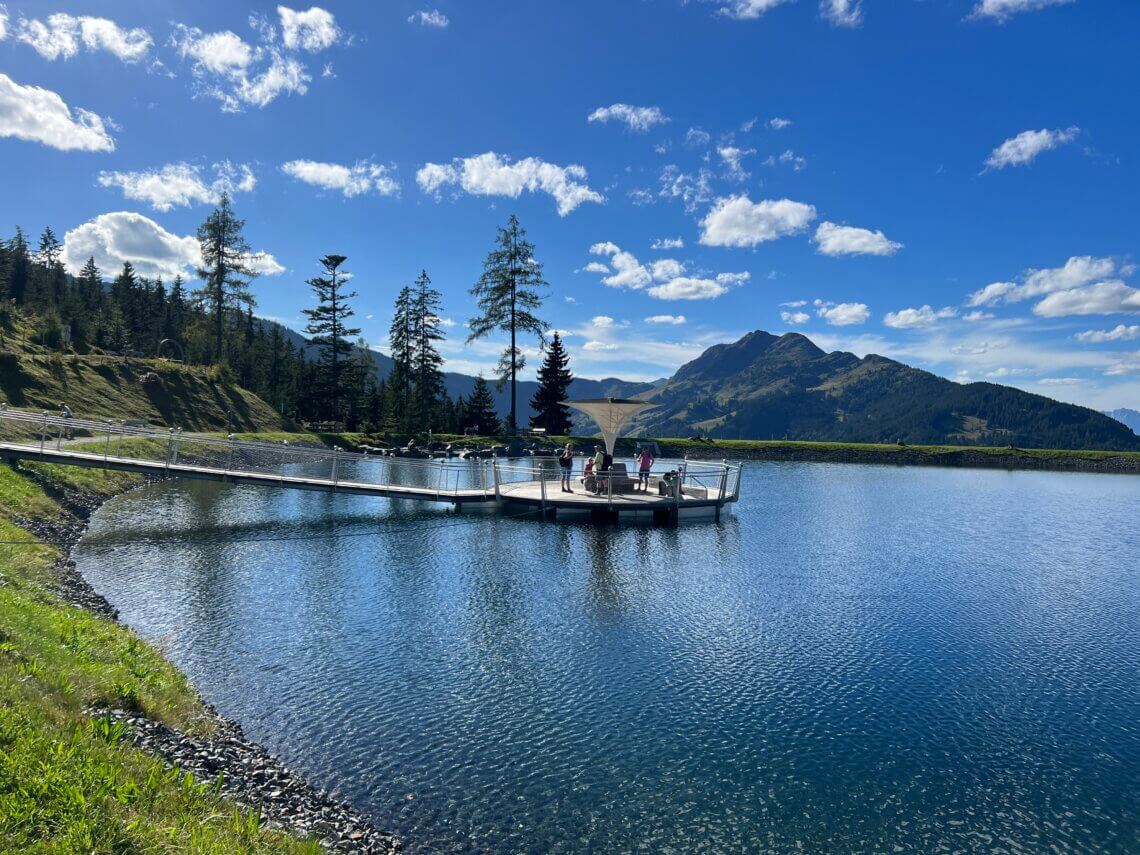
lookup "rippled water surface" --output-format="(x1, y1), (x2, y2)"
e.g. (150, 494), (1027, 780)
(74, 462), (1140, 852)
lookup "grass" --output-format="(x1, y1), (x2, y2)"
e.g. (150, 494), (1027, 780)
(0, 461), (320, 852)
(0, 315), (283, 432)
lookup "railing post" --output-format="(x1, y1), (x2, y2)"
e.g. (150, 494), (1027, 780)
(39, 411), (48, 455)
(104, 421), (113, 465)
(226, 434), (235, 476)
(331, 447), (339, 488)
(734, 463), (743, 500)
(172, 428), (182, 465)
(607, 468), (613, 508)
(492, 460), (502, 504)
(166, 429), (175, 471)
(719, 459), (728, 502)
(540, 470), (548, 515)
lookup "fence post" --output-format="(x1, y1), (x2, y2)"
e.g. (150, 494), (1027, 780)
(540, 470), (548, 515)
(331, 447), (339, 488)
(492, 460), (502, 504)
(719, 459), (728, 502)
(226, 434), (235, 476)
(166, 429), (175, 470)
(39, 411), (48, 455)
(104, 421), (113, 464)
(607, 468), (613, 509)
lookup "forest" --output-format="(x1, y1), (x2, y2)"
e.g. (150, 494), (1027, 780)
(0, 199), (574, 437)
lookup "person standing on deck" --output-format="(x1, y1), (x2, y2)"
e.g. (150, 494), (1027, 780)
(559, 443), (574, 492)
(592, 445), (606, 495)
(636, 446), (654, 492)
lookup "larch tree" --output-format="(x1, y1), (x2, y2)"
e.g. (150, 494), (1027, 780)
(302, 254), (360, 420)
(411, 269), (446, 433)
(194, 192), (258, 363)
(467, 214), (548, 433)
(529, 331), (574, 434)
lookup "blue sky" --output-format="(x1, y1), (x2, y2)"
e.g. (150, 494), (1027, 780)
(1, 0), (1138, 409)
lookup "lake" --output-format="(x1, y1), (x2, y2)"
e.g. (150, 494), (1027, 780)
(73, 461), (1140, 852)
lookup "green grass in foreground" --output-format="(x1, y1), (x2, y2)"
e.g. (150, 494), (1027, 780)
(0, 462), (317, 852)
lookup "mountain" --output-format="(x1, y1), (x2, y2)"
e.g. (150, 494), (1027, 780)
(633, 331), (1140, 451)
(1105, 408), (1140, 435)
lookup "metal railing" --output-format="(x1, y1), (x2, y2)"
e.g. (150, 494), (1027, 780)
(0, 405), (742, 508)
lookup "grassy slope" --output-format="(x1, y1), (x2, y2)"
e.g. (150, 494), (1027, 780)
(0, 462), (316, 852)
(0, 320), (282, 432)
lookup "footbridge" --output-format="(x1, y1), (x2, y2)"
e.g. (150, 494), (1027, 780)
(0, 406), (741, 520)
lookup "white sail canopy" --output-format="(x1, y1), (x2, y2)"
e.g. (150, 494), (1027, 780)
(567, 398), (657, 455)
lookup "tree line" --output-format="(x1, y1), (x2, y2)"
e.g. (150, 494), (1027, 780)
(0, 199), (575, 437)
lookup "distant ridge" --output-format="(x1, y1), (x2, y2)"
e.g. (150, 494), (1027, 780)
(1105, 408), (1140, 435)
(634, 330), (1139, 451)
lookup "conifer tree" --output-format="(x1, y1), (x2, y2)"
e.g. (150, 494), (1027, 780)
(195, 192), (258, 362)
(388, 285), (414, 429)
(411, 269), (445, 432)
(468, 214), (548, 433)
(529, 331), (574, 434)
(78, 257), (103, 312)
(464, 374), (501, 435)
(302, 254), (359, 420)
(7, 228), (30, 305)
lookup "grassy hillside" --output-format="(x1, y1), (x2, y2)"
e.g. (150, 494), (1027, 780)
(0, 316), (283, 432)
(0, 461), (317, 851)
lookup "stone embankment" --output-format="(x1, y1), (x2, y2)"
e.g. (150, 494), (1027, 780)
(17, 465), (400, 853)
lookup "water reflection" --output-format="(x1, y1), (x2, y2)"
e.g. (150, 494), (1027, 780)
(73, 465), (1140, 852)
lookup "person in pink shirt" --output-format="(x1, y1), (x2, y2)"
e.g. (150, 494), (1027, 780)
(636, 446), (655, 492)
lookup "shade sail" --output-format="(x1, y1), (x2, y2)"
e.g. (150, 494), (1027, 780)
(567, 398), (657, 455)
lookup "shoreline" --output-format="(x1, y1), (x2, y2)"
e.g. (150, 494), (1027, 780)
(17, 465), (400, 853)
(659, 443), (1140, 475)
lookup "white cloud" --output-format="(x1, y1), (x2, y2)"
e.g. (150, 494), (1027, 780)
(963, 310), (995, 322)
(882, 305), (957, 329)
(583, 340), (619, 352)
(684, 127), (711, 147)
(984, 126), (1079, 170)
(1076, 325), (1140, 344)
(716, 0), (795, 20)
(813, 221), (902, 257)
(768, 117), (792, 130)
(279, 6), (342, 50)
(1033, 281), (1140, 318)
(718, 145), (754, 181)
(646, 314), (686, 325)
(821, 0), (863, 26)
(652, 237), (684, 250)
(781, 300), (807, 307)
(408, 9), (449, 28)
(699, 195), (817, 248)
(970, 0), (1074, 23)
(581, 262), (610, 275)
(651, 258), (686, 281)
(815, 299), (870, 326)
(781, 310), (810, 325)
(282, 159), (399, 197)
(586, 241), (748, 301)
(0, 7), (8, 42)
(968, 256), (1123, 306)
(589, 241), (652, 289)
(416, 152), (604, 216)
(171, 11), (339, 113)
(658, 165), (714, 213)
(98, 161), (256, 211)
(588, 103), (669, 133)
(647, 277), (728, 301)
(61, 211), (282, 281)
(763, 149), (807, 171)
(0, 72), (115, 152)
(16, 13), (153, 63)
(1037, 377), (1083, 387)
(1105, 352), (1140, 377)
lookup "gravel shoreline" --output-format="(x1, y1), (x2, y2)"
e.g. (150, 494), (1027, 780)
(16, 466), (400, 853)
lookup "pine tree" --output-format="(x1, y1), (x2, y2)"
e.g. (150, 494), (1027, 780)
(302, 254), (359, 420)
(7, 228), (30, 305)
(78, 257), (103, 312)
(411, 269), (445, 433)
(529, 330), (573, 434)
(464, 375), (500, 435)
(195, 192), (258, 362)
(468, 214), (548, 433)
(388, 285), (414, 430)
